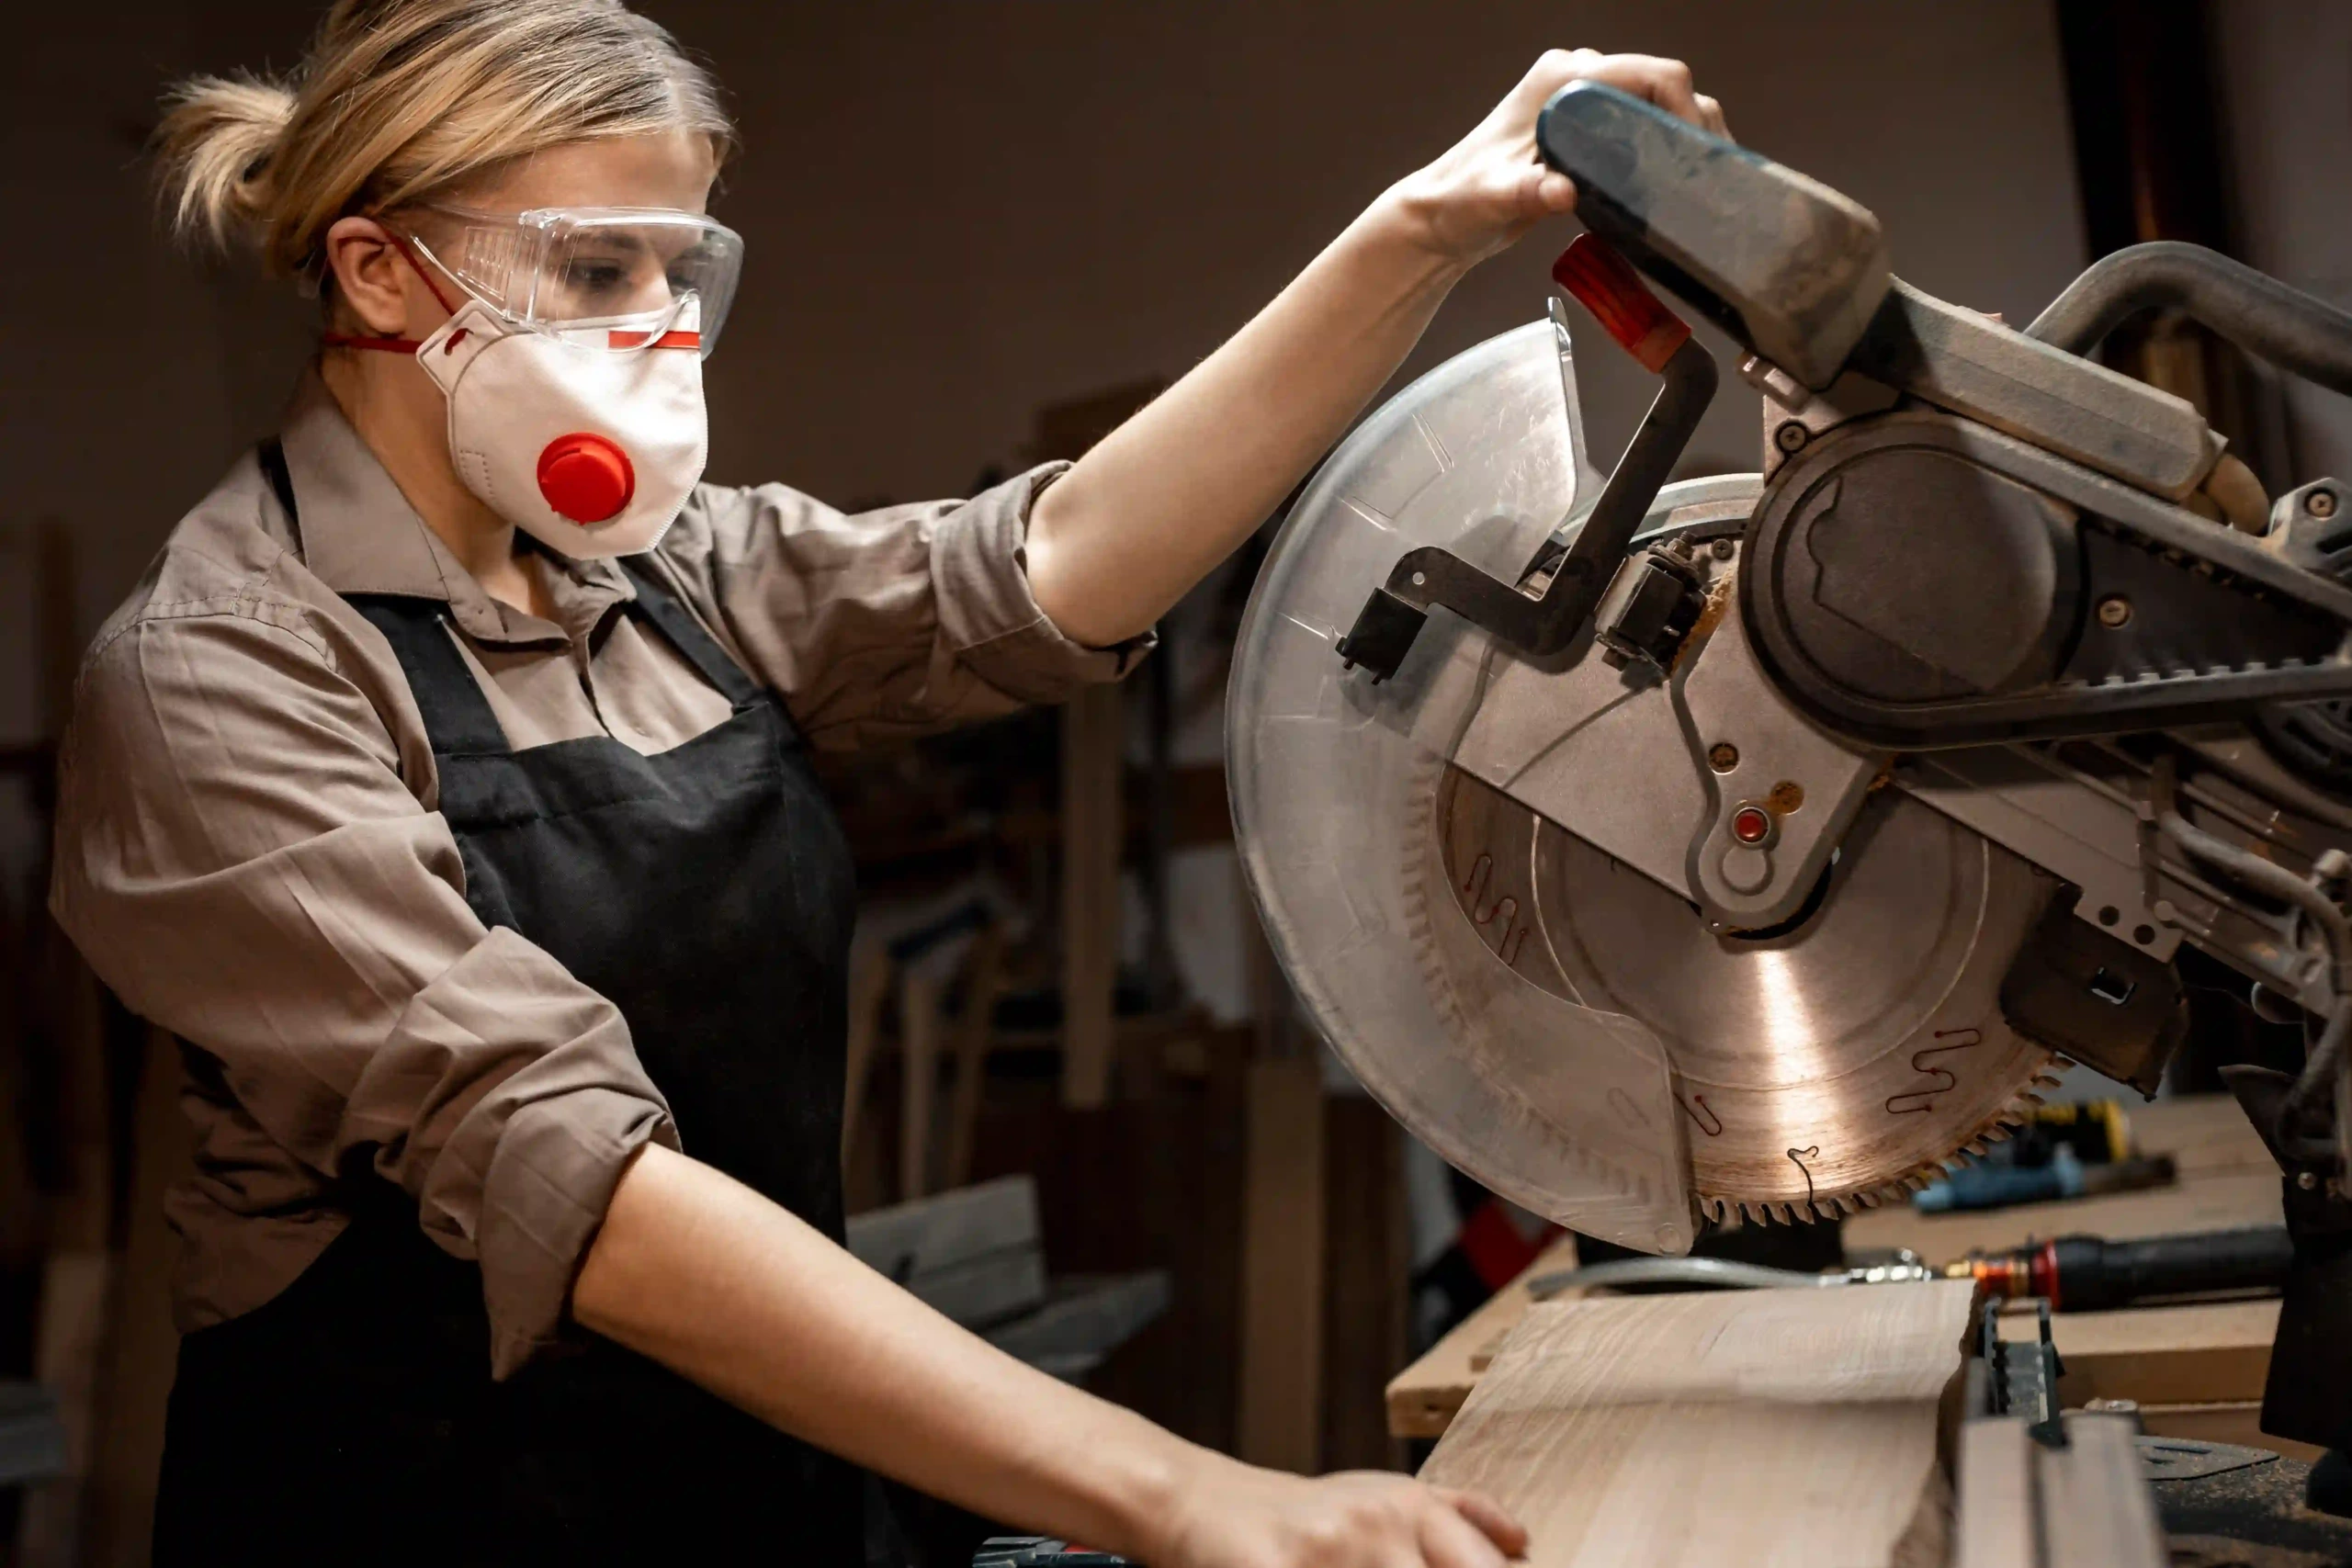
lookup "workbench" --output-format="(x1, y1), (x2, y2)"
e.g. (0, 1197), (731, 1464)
(1387, 1094), (2317, 1460)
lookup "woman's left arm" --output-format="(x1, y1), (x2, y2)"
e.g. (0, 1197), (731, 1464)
(1024, 50), (1725, 649)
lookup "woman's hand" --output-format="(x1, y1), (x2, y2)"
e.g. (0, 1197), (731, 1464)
(1382, 50), (1728, 269)
(1024, 50), (1729, 649)
(1148, 1457), (1529, 1568)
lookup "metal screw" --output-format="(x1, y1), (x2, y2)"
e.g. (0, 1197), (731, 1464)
(1774, 421), (1810, 454)
(1768, 780), (1806, 813)
(2299, 1170), (2320, 1190)
(1411, 570), (1427, 587)
(1708, 742), (1740, 773)
(2097, 595), (2132, 628)
(2097, 905), (2120, 926)
(2310, 489), (2340, 520)
(2132, 923), (2155, 945)
(1711, 537), (1736, 560)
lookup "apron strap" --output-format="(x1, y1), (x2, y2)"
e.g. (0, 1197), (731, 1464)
(616, 558), (764, 710)
(343, 596), (515, 757)
(261, 440), (514, 758)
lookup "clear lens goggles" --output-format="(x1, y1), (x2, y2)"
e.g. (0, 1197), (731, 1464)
(404, 205), (744, 358)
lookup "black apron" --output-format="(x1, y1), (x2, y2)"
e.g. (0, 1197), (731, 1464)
(153, 443), (869, 1565)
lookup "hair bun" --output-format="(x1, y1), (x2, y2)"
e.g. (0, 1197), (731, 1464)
(152, 4), (732, 285)
(153, 73), (299, 254)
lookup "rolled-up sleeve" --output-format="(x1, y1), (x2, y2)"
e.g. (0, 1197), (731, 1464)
(665, 464), (1151, 750)
(50, 605), (676, 1378)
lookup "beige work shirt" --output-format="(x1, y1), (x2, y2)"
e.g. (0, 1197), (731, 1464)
(51, 372), (1139, 1377)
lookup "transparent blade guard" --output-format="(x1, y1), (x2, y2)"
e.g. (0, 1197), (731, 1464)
(1227, 318), (1695, 1255)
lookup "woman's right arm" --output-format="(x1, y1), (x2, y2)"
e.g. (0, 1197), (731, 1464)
(577, 1143), (1527, 1568)
(57, 573), (1524, 1565)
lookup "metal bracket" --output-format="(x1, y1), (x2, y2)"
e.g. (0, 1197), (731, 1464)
(1335, 238), (1718, 682)
(1676, 602), (1886, 931)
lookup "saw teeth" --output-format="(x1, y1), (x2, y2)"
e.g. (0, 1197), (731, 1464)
(1689, 1075), (2055, 1226)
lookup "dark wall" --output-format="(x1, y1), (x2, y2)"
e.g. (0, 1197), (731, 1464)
(6, 0), (2089, 667)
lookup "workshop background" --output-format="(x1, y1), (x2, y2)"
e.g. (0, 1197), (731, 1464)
(3, 2), (2350, 1563)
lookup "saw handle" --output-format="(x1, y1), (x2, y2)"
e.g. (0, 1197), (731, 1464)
(1335, 237), (1716, 682)
(1535, 81), (1890, 389)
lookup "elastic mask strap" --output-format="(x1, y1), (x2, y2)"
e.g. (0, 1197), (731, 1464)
(320, 231), (462, 354)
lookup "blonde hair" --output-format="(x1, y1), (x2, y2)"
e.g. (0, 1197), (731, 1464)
(154, 0), (733, 279)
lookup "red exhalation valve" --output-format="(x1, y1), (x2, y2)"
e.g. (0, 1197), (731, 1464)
(537, 433), (636, 525)
(1552, 233), (1693, 373)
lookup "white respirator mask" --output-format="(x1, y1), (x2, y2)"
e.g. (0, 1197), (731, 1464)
(412, 297), (707, 558)
(324, 207), (745, 560)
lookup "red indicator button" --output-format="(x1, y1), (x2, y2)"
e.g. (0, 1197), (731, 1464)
(1730, 805), (1773, 845)
(537, 433), (636, 525)
(1552, 234), (1694, 374)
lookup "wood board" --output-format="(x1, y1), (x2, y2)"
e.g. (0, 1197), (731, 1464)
(1385, 1235), (1577, 1439)
(1419, 1280), (1978, 1567)
(1843, 1171), (2282, 1267)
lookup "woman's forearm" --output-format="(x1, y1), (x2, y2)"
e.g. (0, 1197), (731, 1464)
(1023, 196), (1465, 649)
(1020, 50), (1724, 651)
(573, 1143), (1213, 1556)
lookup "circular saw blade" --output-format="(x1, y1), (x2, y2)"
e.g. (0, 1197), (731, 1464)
(1226, 316), (2062, 1242)
(1430, 764), (2060, 1223)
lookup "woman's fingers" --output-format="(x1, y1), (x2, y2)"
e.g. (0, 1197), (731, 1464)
(1521, 50), (1729, 141)
(1418, 1496), (1514, 1568)
(1431, 1486), (1530, 1559)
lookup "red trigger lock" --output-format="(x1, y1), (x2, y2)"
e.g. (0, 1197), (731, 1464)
(1552, 234), (1692, 374)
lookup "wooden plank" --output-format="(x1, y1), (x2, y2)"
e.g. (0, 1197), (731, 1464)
(1955, 1417), (2040, 1568)
(1385, 1235), (1579, 1439)
(1392, 1094), (2289, 1443)
(16, 1253), (113, 1568)
(1419, 1280), (1977, 1567)
(83, 1025), (190, 1568)
(1059, 682), (1124, 1108)
(2119, 1094), (2273, 1180)
(943, 922), (1009, 1191)
(839, 944), (892, 1165)
(1844, 1170), (2282, 1267)
(1236, 1058), (1324, 1472)
(842, 1175), (1042, 1274)
(2026, 1297), (2279, 1407)
(2038, 1413), (2167, 1568)
(1320, 1096), (1408, 1472)
(899, 967), (944, 1200)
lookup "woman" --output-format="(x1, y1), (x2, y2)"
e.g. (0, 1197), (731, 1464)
(53, 3), (1724, 1563)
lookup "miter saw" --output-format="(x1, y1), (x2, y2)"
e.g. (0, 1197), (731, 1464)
(1226, 84), (2352, 1465)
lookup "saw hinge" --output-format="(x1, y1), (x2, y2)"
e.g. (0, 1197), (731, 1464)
(1595, 537), (1708, 672)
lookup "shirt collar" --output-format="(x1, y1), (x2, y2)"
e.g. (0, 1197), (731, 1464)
(277, 368), (635, 647)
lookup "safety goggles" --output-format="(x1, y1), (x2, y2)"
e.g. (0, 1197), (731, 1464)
(401, 205), (744, 359)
